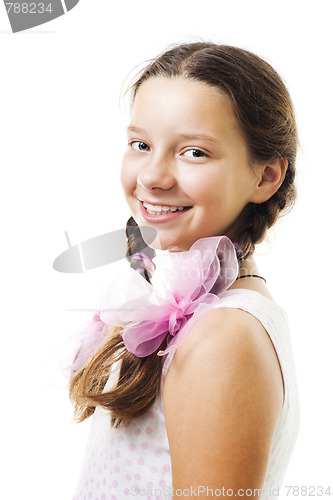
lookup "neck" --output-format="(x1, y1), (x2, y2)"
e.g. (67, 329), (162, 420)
(237, 255), (259, 277)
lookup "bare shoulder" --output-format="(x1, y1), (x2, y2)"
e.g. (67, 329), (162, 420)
(168, 305), (282, 375)
(162, 306), (284, 492)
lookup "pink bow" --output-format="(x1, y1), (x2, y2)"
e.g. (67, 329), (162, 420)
(100, 235), (238, 357)
(60, 235), (238, 377)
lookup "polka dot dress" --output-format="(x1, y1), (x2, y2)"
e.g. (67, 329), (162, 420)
(72, 288), (300, 500)
(72, 353), (174, 500)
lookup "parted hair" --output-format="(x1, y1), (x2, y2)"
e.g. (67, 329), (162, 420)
(69, 42), (298, 427)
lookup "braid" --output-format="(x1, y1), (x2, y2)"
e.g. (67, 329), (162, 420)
(239, 201), (287, 260)
(237, 202), (277, 260)
(69, 218), (164, 427)
(125, 216), (156, 282)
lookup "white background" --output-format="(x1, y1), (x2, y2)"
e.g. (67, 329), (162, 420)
(1, 0), (332, 498)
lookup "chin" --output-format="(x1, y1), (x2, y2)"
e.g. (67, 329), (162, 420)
(147, 235), (188, 253)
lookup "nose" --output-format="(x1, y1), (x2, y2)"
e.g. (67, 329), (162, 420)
(137, 154), (177, 192)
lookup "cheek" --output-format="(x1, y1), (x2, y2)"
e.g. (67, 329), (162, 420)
(120, 159), (136, 195)
(189, 175), (224, 205)
(192, 175), (237, 218)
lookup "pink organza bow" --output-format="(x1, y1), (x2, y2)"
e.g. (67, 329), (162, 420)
(60, 235), (238, 378)
(100, 235), (238, 356)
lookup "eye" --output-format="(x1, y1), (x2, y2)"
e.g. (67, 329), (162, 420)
(182, 149), (208, 159)
(129, 140), (151, 152)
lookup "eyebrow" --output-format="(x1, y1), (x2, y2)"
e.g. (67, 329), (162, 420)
(178, 133), (221, 146)
(127, 126), (221, 146)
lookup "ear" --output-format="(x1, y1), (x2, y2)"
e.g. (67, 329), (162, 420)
(250, 158), (288, 204)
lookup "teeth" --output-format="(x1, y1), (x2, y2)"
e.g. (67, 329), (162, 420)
(142, 201), (186, 215)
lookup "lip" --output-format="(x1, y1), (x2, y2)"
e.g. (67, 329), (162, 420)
(138, 200), (192, 223)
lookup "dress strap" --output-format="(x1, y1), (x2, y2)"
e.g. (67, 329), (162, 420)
(161, 350), (176, 385)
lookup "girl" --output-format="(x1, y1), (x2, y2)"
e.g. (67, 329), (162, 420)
(66, 42), (300, 499)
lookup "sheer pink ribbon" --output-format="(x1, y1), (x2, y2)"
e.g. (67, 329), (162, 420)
(60, 312), (106, 379)
(60, 235), (238, 378)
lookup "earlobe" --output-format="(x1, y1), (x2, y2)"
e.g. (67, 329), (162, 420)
(251, 158), (288, 204)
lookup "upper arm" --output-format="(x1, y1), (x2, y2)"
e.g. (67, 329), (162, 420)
(162, 307), (283, 497)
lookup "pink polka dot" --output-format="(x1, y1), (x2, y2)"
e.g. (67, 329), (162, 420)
(96, 481), (100, 489)
(115, 451), (121, 458)
(141, 442), (148, 449)
(159, 479), (166, 487)
(117, 435), (124, 443)
(138, 457), (145, 465)
(90, 476), (94, 483)
(88, 493), (92, 499)
(134, 473), (141, 480)
(114, 465), (120, 473)
(125, 458), (133, 466)
(147, 481), (154, 488)
(111, 496), (117, 500)
(101, 495), (106, 500)
(129, 443), (136, 451)
(102, 478), (106, 485)
(124, 488), (131, 496)
(145, 426), (153, 434)
(134, 428), (141, 436)
(154, 450), (162, 457)
(148, 410), (155, 419)
(112, 480), (118, 488)
(126, 474), (131, 481)
(157, 497), (163, 500)
(150, 465), (158, 473)
(163, 463), (170, 472)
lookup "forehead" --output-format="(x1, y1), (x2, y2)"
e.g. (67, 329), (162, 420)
(130, 77), (239, 137)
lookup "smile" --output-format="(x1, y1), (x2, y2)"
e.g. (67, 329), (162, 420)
(143, 201), (188, 214)
(139, 200), (192, 222)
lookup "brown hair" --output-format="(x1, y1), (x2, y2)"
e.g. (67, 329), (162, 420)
(69, 42), (298, 426)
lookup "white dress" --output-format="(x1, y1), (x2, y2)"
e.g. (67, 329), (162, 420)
(72, 288), (300, 500)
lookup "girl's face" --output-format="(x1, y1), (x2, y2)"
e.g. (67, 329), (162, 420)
(121, 77), (261, 252)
